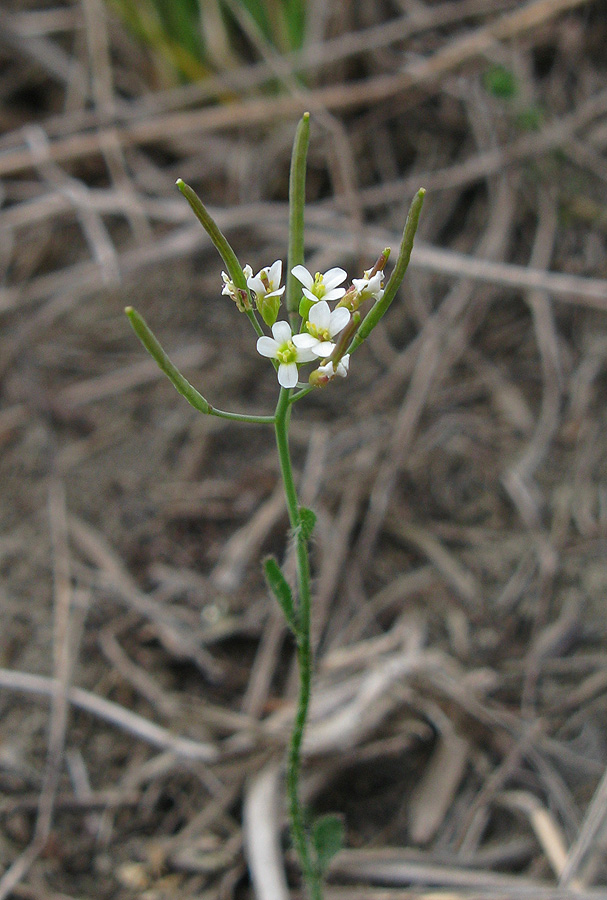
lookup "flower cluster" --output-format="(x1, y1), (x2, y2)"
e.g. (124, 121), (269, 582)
(235, 259), (386, 389)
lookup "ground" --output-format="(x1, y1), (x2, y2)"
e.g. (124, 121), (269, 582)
(1, 1), (607, 898)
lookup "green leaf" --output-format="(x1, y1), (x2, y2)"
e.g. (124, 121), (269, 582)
(263, 557), (297, 631)
(299, 507), (316, 541)
(312, 814), (344, 875)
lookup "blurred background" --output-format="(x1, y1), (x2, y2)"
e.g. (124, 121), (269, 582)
(2, 1), (607, 898)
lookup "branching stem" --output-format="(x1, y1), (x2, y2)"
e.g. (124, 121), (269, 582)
(127, 116), (425, 900)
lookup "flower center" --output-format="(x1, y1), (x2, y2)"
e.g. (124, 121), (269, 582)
(311, 273), (326, 299)
(276, 340), (298, 365)
(307, 322), (331, 342)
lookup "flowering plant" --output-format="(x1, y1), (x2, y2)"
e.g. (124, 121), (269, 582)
(126, 113), (424, 900)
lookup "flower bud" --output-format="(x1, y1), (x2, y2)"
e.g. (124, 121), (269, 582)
(221, 266), (252, 312)
(309, 367), (331, 388)
(309, 354), (350, 386)
(235, 288), (251, 312)
(336, 285), (358, 312)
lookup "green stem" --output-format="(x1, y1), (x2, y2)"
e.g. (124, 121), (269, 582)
(348, 187), (425, 355)
(274, 387), (322, 900)
(208, 407), (274, 424)
(125, 306), (274, 424)
(246, 308), (265, 339)
(286, 113), (310, 329)
(290, 384), (315, 404)
(176, 179), (247, 291)
(176, 179), (265, 339)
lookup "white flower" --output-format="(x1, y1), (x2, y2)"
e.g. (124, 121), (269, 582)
(247, 260), (285, 300)
(292, 300), (350, 358)
(221, 265), (252, 311)
(257, 320), (317, 389)
(352, 269), (384, 303)
(291, 265), (347, 303)
(318, 355), (350, 380)
(310, 354), (350, 386)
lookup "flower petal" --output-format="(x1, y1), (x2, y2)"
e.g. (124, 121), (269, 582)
(329, 306), (350, 336)
(317, 353), (350, 380)
(257, 336), (279, 358)
(353, 271), (383, 300)
(292, 333), (317, 349)
(322, 267), (347, 289)
(295, 346), (318, 363)
(323, 287), (347, 302)
(268, 260), (282, 287)
(291, 265), (313, 288)
(278, 362), (298, 388)
(271, 320), (292, 343)
(302, 288), (319, 303)
(338, 354), (350, 376)
(248, 275), (265, 295)
(308, 300), (330, 330)
(313, 340), (336, 357)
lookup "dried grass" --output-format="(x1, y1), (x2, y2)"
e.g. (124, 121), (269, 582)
(1, 0), (607, 898)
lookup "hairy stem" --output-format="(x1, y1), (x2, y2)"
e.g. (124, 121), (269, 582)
(274, 387), (322, 900)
